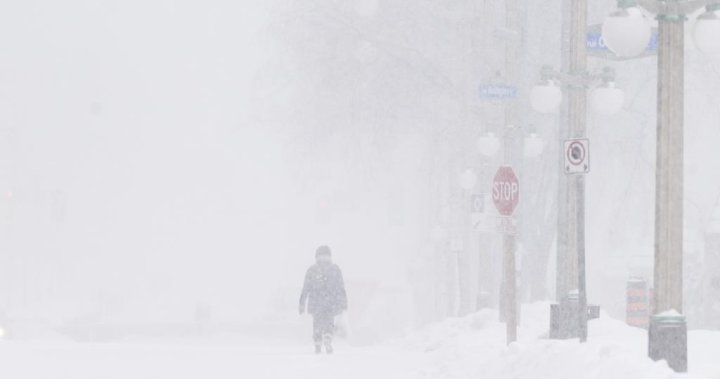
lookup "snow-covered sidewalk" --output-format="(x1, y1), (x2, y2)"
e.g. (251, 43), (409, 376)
(401, 302), (720, 379)
(0, 303), (718, 379)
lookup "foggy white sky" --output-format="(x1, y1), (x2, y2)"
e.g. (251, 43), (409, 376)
(0, 0), (719, 331)
(0, 1), (428, 325)
(0, 1), (303, 322)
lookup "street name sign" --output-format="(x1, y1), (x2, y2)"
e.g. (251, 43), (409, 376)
(586, 24), (658, 60)
(478, 84), (518, 100)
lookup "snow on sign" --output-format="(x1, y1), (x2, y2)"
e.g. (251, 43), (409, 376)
(492, 166), (519, 216)
(564, 138), (590, 174)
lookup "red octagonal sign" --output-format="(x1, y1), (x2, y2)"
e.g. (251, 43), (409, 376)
(492, 166), (519, 216)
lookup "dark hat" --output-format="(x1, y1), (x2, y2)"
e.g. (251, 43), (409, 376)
(315, 245), (332, 257)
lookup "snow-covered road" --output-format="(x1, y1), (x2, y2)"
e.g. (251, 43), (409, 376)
(1, 303), (719, 379)
(0, 338), (427, 379)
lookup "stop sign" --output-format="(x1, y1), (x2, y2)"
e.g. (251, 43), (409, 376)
(492, 166), (519, 216)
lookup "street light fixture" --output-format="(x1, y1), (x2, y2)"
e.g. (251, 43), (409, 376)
(590, 83), (625, 116)
(694, 4), (720, 53)
(601, 4), (652, 58)
(600, 0), (720, 372)
(529, 68), (562, 114)
(530, 66), (626, 116)
(602, 0), (720, 57)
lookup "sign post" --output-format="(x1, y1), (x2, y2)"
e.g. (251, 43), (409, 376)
(563, 138), (589, 342)
(493, 166), (519, 344)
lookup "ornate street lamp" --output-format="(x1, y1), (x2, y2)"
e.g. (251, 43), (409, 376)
(590, 69), (626, 116)
(601, 4), (652, 58)
(600, 0), (720, 372)
(602, 0), (720, 57)
(530, 66), (626, 116)
(693, 4), (720, 53)
(529, 68), (562, 114)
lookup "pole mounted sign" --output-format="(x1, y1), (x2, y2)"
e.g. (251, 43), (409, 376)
(564, 138), (590, 174)
(586, 24), (659, 60)
(470, 194), (485, 214)
(492, 166), (519, 216)
(478, 84), (518, 100)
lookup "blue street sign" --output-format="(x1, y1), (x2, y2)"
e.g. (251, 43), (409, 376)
(586, 31), (658, 52)
(478, 84), (518, 100)
(586, 25), (658, 59)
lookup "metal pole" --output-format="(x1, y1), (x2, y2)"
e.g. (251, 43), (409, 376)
(501, 130), (518, 344)
(577, 174), (588, 342)
(501, 0), (526, 346)
(569, 0), (589, 343)
(654, 11), (684, 327)
(556, 0), (580, 304)
(649, 11), (687, 373)
(505, 232), (517, 343)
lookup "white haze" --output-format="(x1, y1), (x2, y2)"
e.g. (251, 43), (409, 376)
(0, 0), (427, 335)
(0, 0), (719, 345)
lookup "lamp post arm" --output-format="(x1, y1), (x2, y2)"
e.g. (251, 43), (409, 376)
(635, 0), (719, 16)
(635, 0), (661, 14)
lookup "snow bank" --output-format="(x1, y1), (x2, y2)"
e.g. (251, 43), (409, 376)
(398, 302), (719, 379)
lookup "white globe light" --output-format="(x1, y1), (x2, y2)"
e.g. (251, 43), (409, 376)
(523, 133), (545, 158)
(693, 9), (720, 54)
(530, 81), (562, 114)
(591, 82), (625, 115)
(601, 7), (652, 58)
(477, 132), (501, 156)
(459, 169), (477, 191)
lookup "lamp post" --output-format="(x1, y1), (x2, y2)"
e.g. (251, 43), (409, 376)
(531, 64), (625, 342)
(601, 0), (720, 372)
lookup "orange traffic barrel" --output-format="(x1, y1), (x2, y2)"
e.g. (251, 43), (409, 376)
(626, 277), (649, 328)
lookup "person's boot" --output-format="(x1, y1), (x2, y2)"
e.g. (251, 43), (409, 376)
(314, 343), (322, 354)
(323, 334), (333, 354)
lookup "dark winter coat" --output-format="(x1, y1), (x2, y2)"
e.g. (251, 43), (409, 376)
(299, 262), (348, 316)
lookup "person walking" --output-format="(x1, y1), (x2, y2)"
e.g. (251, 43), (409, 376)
(299, 245), (348, 354)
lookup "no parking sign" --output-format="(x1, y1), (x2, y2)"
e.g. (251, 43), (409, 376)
(564, 139), (590, 174)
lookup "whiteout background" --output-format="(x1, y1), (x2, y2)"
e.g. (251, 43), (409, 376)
(0, 1), (718, 377)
